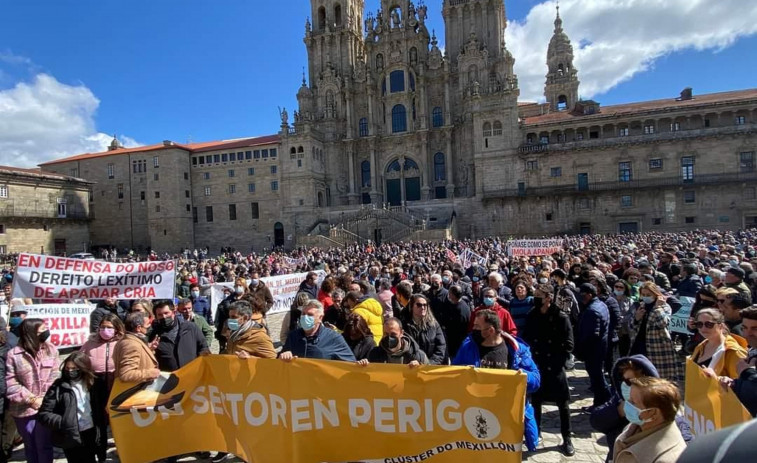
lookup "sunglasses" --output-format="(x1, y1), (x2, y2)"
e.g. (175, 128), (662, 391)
(694, 321), (720, 329)
(415, 303), (428, 308)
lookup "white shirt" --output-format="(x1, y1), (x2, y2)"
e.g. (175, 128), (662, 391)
(71, 380), (94, 431)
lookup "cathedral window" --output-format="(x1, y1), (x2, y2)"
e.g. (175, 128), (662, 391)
(390, 71), (405, 93)
(359, 118), (369, 137)
(410, 47), (418, 66)
(361, 161), (371, 188)
(432, 107), (444, 127)
(557, 95), (568, 111)
(409, 73), (415, 91)
(618, 162), (632, 182)
(392, 105), (407, 133)
(618, 127), (629, 137)
(557, 64), (565, 76)
(482, 122), (492, 137)
(493, 121), (503, 136)
(318, 7), (326, 31)
(644, 124), (655, 134)
(334, 4), (342, 26)
(434, 153), (446, 182)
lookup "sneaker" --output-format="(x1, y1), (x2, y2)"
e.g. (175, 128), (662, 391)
(560, 439), (575, 456)
(211, 453), (233, 463)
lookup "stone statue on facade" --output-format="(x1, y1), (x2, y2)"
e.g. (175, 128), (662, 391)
(365, 14), (374, 34)
(279, 107), (288, 125)
(390, 8), (401, 28)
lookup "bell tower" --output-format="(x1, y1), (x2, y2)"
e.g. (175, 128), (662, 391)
(305, 0), (365, 85)
(544, 5), (580, 111)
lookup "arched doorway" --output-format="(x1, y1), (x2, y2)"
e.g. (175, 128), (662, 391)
(274, 222), (284, 247)
(385, 157), (421, 206)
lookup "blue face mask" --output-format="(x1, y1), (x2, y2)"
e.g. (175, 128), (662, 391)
(299, 314), (316, 331)
(9, 316), (22, 328)
(472, 277), (480, 283)
(227, 319), (240, 331)
(483, 297), (495, 307)
(621, 382), (632, 402)
(704, 276), (712, 284)
(642, 296), (656, 305)
(623, 400), (651, 426)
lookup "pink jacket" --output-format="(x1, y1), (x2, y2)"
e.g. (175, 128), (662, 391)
(80, 335), (119, 375)
(5, 344), (60, 418)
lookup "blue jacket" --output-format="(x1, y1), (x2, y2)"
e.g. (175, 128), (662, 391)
(190, 296), (212, 324)
(452, 333), (541, 451)
(576, 296), (609, 361)
(281, 325), (356, 362)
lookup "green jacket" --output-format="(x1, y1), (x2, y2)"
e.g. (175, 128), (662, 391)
(191, 315), (214, 348)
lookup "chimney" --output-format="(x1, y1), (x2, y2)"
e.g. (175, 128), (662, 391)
(679, 87), (693, 101)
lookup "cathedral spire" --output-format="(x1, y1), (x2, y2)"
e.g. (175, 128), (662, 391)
(554, 2), (563, 32)
(544, 3), (580, 111)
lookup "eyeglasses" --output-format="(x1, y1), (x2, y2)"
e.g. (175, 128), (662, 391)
(694, 321), (720, 329)
(414, 303), (428, 308)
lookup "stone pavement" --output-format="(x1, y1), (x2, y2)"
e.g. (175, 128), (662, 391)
(10, 311), (612, 462)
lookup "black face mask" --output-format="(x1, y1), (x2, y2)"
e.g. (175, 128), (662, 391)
(65, 369), (81, 381)
(533, 297), (544, 309)
(38, 330), (51, 344)
(158, 317), (175, 331)
(430, 283), (440, 290)
(472, 329), (484, 345)
(382, 334), (400, 350)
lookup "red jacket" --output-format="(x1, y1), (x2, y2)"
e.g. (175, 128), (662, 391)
(469, 304), (518, 336)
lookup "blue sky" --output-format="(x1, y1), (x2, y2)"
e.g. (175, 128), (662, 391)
(0, 0), (756, 166)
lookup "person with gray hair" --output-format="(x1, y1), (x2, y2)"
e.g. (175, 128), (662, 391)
(279, 299), (355, 362)
(424, 273), (449, 323)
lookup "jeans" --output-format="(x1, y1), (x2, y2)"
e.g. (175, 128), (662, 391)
(13, 415), (53, 463)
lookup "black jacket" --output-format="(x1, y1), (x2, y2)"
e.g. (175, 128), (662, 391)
(150, 320), (209, 372)
(215, 294), (243, 340)
(600, 294), (621, 344)
(522, 305), (574, 403)
(424, 286), (449, 322)
(38, 378), (100, 449)
(89, 302), (127, 333)
(677, 275), (703, 298)
(343, 334), (375, 361)
(400, 316), (447, 365)
(368, 335), (428, 364)
(733, 365), (757, 417)
(438, 299), (471, 359)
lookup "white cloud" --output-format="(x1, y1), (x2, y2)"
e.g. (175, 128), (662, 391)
(0, 72), (140, 168)
(506, 0), (757, 102)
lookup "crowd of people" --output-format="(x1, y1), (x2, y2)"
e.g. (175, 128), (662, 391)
(0, 229), (756, 462)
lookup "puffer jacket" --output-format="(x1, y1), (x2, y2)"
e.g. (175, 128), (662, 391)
(79, 335), (119, 375)
(352, 296), (384, 344)
(38, 378), (99, 449)
(452, 333), (541, 451)
(400, 317), (447, 365)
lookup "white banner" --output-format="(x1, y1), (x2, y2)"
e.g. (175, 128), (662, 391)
(209, 270), (326, 319)
(20, 304), (96, 348)
(507, 239), (564, 257)
(12, 253), (176, 300)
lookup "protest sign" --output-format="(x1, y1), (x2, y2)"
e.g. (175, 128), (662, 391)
(108, 356), (527, 463)
(506, 240), (564, 257)
(12, 253), (175, 300)
(209, 270), (326, 319)
(683, 359), (751, 438)
(669, 296), (695, 335)
(19, 303), (95, 347)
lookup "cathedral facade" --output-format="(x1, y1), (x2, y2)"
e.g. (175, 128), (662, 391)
(39, 0), (757, 253)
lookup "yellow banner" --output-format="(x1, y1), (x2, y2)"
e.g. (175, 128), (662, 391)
(683, 359), (751, 437)
(108, 356), (527, 463)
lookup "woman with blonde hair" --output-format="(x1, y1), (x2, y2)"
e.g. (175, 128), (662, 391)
(629, 282), (679, 380)
(690, 308), (747, 380)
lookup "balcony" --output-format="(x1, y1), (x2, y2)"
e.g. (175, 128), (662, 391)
(482, 171), (757, 200)
(0, 204), (91, 220)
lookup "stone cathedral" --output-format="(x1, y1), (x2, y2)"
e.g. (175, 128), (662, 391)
(40, 0), (757, 253)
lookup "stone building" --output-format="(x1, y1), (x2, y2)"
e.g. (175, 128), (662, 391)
(40, 1), (757, 252)
(0, 166), (92, 255)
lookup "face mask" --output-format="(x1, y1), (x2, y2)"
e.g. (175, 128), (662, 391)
(245, 279), (252, 287)
(621, 382), (632, 402)
(472, 329), (484, 345)
(642, 296), (656, 305)
(66, 369), (81, 381)
(235, 286), (245, 295)
(299, 314), (316, 331)
(472, 277), (480, 283)
(614, 289), (625, 297)
(9, 316), (22, 328)
(38, 330), (51, 343)
(227, 319), (240, 331)
(533, 297), (544, 308)
(730, 260), (739, 267)
(623, 401), (651, 426)
(538, 278), (548, 284)
(430, 283), (440, 290)
(0, 294), (5, 302)
(99, 328), (115, 341)
(704, 276), (712, 284)
(384, 334), (400, 350)
(442, 276), (451, 284)
(158, 317), (175, 330)
(191, 291), (200, 298)
(250, 279), (259, 287)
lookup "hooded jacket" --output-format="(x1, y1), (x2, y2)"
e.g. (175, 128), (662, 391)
(352, 296), (384, 344)
(367, 334), (428, 364)
(452, 332), (540, 451)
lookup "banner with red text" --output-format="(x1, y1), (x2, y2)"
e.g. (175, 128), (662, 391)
(19, 304), (95, 347)
(506, 240), (564, 257)
(12, 253), (176, 300)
